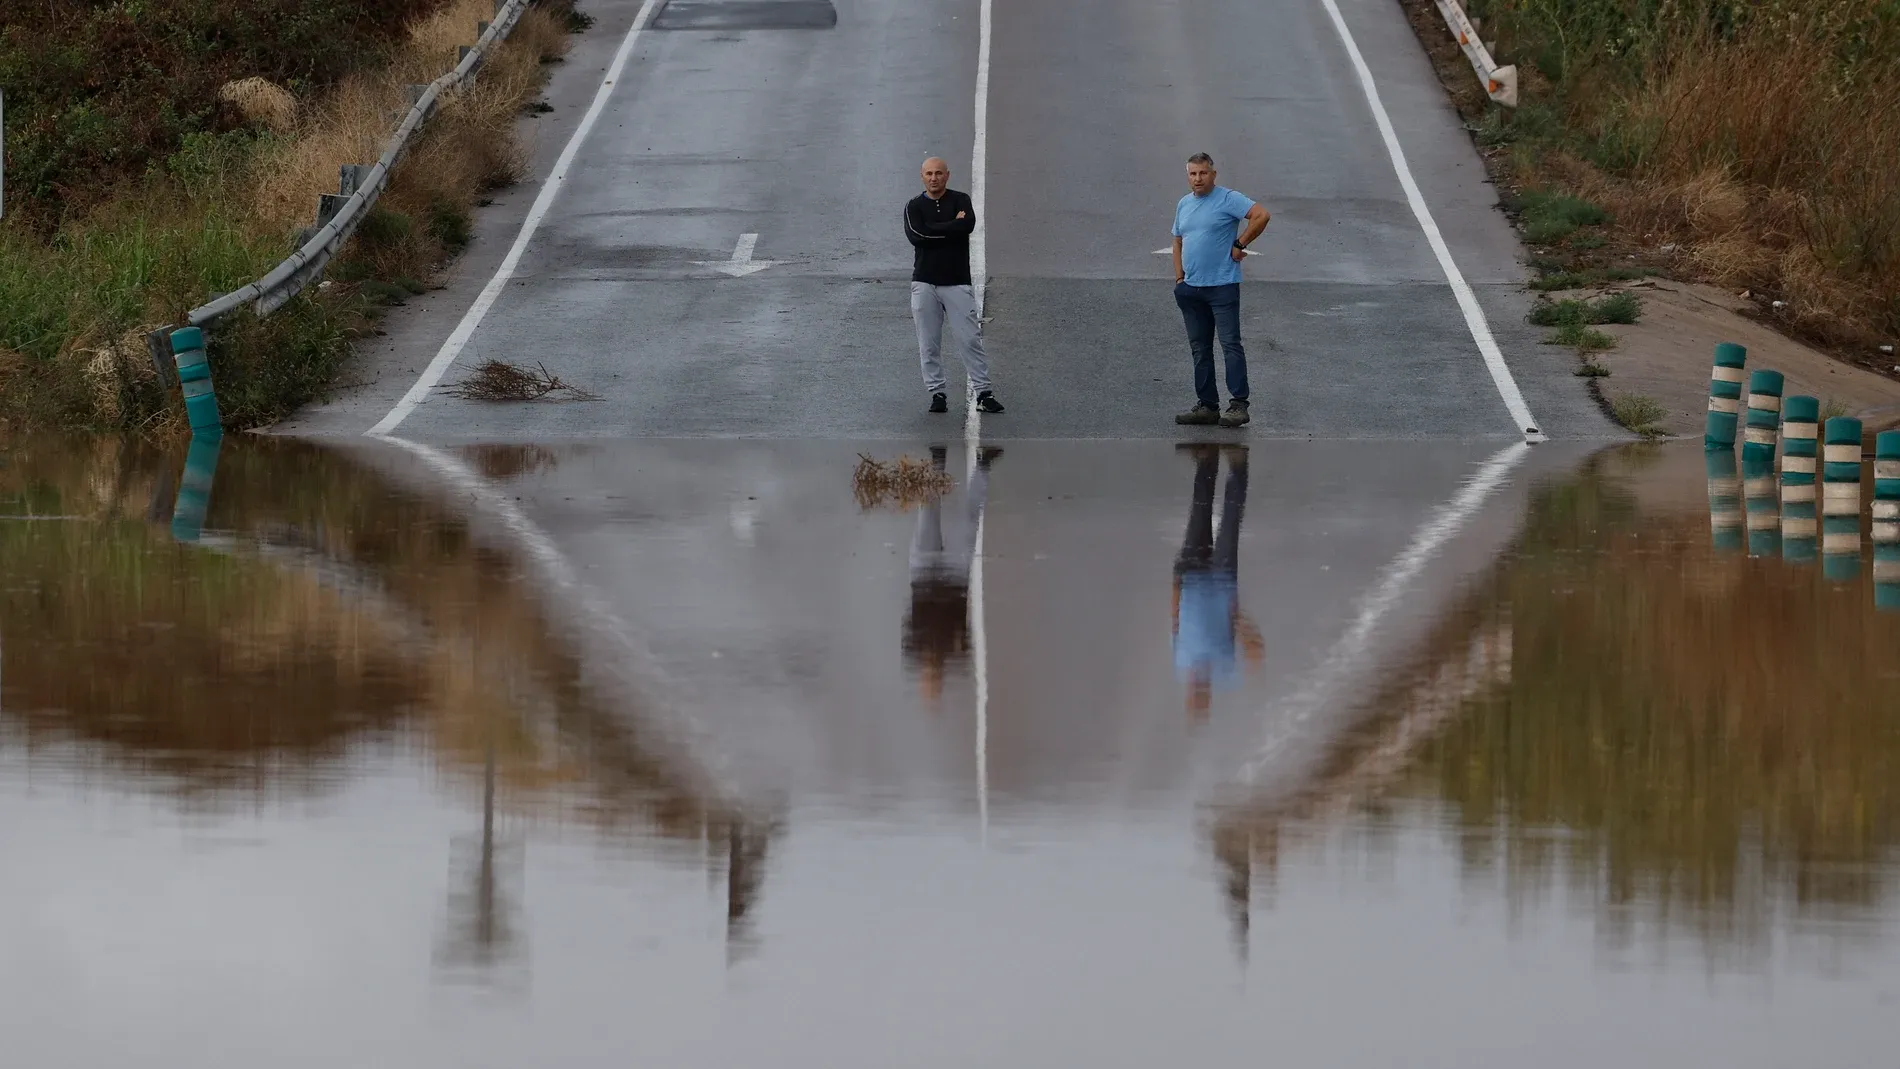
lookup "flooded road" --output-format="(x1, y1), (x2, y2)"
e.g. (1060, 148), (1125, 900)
(1, 436), (1896, 1067)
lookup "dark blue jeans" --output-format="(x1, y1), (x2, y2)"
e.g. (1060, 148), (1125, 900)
(1174, 282), (1248, 409)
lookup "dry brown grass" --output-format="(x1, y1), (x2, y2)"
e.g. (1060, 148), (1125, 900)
(250, 1), (571, 247)
(217, 77), (299, 133)
(853, 454), (954, 511)
(446, 358), (597, 401)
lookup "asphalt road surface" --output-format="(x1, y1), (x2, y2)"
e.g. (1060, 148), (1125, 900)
(280, 0), (1614, 442)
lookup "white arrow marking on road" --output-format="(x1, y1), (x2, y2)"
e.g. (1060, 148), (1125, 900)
(1153, 246), (1255, 255)
(697, 233), (780, 277)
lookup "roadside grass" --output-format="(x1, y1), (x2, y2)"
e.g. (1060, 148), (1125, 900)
(0, 0), (582, 432)
(1609, 393), (1668, 438)
(1821, 398), (1853, 423)
(1406, 0), (1900, 355)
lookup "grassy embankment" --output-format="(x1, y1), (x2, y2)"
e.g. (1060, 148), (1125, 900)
(0, 0), (587, 432)
(1402, 0), (1900, 430)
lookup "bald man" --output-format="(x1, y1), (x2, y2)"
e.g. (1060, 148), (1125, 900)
(904, 157), (1004, 414)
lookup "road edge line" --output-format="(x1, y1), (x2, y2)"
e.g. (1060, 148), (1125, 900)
(1316, 0), (1545, 444)
(968, 0), (993, 844)
(366, 0), (666, 438)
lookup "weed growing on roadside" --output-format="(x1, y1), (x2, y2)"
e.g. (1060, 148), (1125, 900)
(1576, 361), (1611, 377)
(1821, 398), (1853, 422)
(1551, 324), (1618, 352)
(1610, 393), (1667, 438)
(1529, 292), (1643, 328)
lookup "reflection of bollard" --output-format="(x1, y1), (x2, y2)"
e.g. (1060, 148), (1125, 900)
(169, 327), (223, 433)
(1781, 479), (1817, 565)
(1876, 431), (1900, 611)
(1821, 417), (1863, 583)
(1743, 459), (1779, 558)
(1780, 395), (1820, 485)
(1704, 342), (1746, 450)
(1706, 451), (1742, 552)
(1741, 369), (1784, 464)
(170, 432), (223, 544)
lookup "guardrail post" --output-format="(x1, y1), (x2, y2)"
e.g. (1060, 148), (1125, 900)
(459, 45), (475, 62)
(1821, 417), (1863, 582)
(479, 20), (491, 36)
(169, 327), (222, 433)
(170, 433), (224, 544)
(1875, 431), (1900, 611)
(1706, 451), (1742, 552)
(1741, 369), (1783, 464)
(1704, 342), (1746, 450)
(1743, 459), (1779, 558)
(1780, 395), (1819, 485)
(144, 327), (179, 388)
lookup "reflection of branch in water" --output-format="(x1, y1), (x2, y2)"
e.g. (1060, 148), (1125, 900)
(721, 816), (776, 966)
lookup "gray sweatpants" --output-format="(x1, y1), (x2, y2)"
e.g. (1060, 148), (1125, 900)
(909, 282), (991, 396)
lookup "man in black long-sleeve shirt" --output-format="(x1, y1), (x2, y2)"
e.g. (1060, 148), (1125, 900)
(904, 157), (1004, 415)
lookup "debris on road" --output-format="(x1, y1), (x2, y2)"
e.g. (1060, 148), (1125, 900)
(445, 360), (598, 402)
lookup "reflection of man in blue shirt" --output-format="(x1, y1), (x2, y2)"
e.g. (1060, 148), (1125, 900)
(1173, 444), (1264, 720)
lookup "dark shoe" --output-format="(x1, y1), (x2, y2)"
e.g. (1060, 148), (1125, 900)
(1219, 400), (1251, 428)
(929, 393), (948, 413)
(930, 445), (949, 471)
(977, 446), (1004, 470)
(1175, 404), (1221, 426)
(975, 391), (1005, 414)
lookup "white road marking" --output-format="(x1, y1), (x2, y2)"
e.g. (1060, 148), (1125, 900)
(694, 232), (780, 277)
(366, 0), (665, 438)
(968, 0), (994, 844)
(1316, 0), (1544, 443)
(1232, 441), (1530, 790)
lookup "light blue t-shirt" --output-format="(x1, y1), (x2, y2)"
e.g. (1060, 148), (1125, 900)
(1174, 572), (1239, 686)
(1172, 186), (1256, 287)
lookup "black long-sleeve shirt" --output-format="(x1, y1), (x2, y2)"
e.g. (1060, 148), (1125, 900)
(904, 189), (976, 286)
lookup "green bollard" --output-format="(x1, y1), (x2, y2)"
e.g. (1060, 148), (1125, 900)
(1704, 342), (1746, 450)
(169, 327), (222, 434)
(1741, 369), (1784, 464)
(1780, 395), (1820, 485)
(1875, 431), (1899, 610)
(1820, 417), (1862, 582)
(1876, 430), (1900, 502)
(170, 431), (223, 543)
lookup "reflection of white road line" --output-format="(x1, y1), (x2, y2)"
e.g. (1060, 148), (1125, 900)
(968, 0), (994, 845)
(377, 436), (741, 806)
(1233, 441), (1530, 789)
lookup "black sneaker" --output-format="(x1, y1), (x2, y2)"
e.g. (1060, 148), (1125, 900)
(1175, 404), (1220, 426)
(929, 393), (948, 413)
(975, 391), (1005, 414)
(1219, 399), (1251, 428)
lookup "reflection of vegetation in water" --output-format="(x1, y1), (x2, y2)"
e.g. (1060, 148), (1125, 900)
(1402, 447), (1900, 944)
(0, 436), (732, 847)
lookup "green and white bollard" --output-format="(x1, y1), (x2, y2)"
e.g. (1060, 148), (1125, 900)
(1706, 451), (1742, 553)
(1781, 479), (1818, 565)
(1741, 369), (1784, 465)
(1876, 431), (1900, 611)
(1743, 459), (1779, 558)
(1821, 417), (1863, 582)
(170, 432), (223, 544)
(1780, 395), (1820, 485)
(169, 326), (222, 434)
(1704, 342), (1747, 450)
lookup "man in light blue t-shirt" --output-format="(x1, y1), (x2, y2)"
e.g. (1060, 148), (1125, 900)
(1171, 152), (1270, 428)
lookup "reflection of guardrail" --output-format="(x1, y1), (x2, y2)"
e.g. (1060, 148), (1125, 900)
(1434, 0), (1517, 108)
(183, 0), (529, 328)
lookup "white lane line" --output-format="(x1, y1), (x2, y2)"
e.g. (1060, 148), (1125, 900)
(1316, 0), (1544, 443)
(968, 0), (994, 844)
(366, 0), (666, 438)
(1233, 441), (1529, 789)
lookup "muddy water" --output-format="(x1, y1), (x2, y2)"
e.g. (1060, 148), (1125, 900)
(0, 436), (1895, 1067)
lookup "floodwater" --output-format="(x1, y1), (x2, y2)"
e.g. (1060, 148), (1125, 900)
(1, 435), (1896, 1068)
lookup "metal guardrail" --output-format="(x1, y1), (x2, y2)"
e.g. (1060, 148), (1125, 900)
(1434, 0), (1518, 108)
(186, 0), (531, 327)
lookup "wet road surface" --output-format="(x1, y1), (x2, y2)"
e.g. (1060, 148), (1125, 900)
(4, 436), (1899, 1067)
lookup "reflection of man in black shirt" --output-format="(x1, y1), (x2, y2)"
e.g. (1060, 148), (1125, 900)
(904, 445), (1002, 704)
